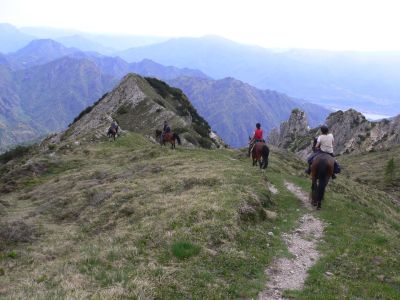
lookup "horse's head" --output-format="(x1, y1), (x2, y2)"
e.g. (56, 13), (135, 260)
(155, 129), (162, 138)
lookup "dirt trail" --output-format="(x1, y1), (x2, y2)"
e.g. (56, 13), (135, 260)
(259, 181), (325, 300)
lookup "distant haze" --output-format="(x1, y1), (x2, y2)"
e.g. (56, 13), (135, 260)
(1, 0), (400, 51)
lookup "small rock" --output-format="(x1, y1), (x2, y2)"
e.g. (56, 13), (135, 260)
(265, 210), (278, 220)
(325, 271), (334, 276)
(267, 232), (274, 236)
(290, 270), (294, 274)
(377, 275), (385, 282)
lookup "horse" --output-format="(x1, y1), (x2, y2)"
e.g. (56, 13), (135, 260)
(310, 153), (334, 210)
(251, 142), (270, 169)
(107, 126), (118, 141)
(155, 129), (181, 149)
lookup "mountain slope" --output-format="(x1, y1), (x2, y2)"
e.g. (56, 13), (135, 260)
(0, 57), (117, 151)
(118, 36), (400, 116)
(59, 74), (218, 149)
(6, 39), (79, 70)
(0, 23), (34, 53)
(0, 42), (212, 151)
(168, 76), (330, 147)
(0, 133), (399, 298)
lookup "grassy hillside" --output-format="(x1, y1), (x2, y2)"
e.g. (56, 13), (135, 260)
(337, 145), (400, 198)
(0, 135), (399, 299)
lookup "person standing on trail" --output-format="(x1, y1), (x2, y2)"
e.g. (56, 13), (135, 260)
(305, 125), (340, 178)
(248, 123), (264, 157)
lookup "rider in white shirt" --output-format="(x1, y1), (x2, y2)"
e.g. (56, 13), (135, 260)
(305, 125), (340, 178)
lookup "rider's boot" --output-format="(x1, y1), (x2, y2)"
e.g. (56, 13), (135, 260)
(305, 165), (311, 175)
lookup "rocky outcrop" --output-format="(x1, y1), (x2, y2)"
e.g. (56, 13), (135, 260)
(326, 109), (400, 154)
(268, 109), (311, 152)
(269, 108), (400, 158)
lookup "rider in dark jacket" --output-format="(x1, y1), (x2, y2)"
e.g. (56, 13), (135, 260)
(161, 121), (171, 141)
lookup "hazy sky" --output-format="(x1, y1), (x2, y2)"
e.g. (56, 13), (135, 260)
(1, 0), (399, 51)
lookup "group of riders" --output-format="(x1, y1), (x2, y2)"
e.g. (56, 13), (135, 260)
(248, 123), (340, 178)
(108, 119), (340, 178)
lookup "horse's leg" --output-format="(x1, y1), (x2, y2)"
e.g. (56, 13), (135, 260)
(317, 177), (329, 209)
(311, 178), (318, 206)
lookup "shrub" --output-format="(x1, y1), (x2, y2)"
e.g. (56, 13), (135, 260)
(197, 137), (213, 149)
(184, 134), (198, 146)
(384, 158), (396, 185)
(0, 145), (34, 164)
(117, 105), (129, 114)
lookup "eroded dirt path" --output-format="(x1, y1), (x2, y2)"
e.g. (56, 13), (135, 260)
(259, 181), (325, 300)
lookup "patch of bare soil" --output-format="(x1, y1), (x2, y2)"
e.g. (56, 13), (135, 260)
(259, 181), (325, 300)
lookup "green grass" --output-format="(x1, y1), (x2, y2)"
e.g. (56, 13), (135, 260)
(283, 171), (400, 299)
(171, 241), (201, 259)
(0, 134), (304, 299)
(0, 135), (399, 299)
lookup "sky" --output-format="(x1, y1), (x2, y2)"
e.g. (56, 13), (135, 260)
(0, 0), (399, 51)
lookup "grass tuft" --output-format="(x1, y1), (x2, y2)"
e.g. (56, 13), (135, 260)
(172, 241), (201, 260)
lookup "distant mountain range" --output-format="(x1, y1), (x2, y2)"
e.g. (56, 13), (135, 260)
(0, 40), (210, 151)
(168, 77), (330, 147)
(3, 22), (400, 116)
(0, 37), (330, 150)
(0, 23), (168, 54)
(118, 35), (400, 116)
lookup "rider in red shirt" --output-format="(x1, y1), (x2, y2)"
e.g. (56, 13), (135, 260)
(248, 123), (264, 156)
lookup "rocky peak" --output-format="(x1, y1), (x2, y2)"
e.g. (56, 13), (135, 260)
(269, 108), (400, 158)
(268, 109), (309, 149)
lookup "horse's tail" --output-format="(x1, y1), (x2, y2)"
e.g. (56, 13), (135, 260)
(174, 133), (181, 145)
(261, 144), (270, 169)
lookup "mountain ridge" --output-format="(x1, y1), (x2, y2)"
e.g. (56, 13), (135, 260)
(168, 76), (330, 147)
(118, 36), (400, 116)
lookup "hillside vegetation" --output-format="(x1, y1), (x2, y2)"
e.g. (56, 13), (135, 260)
(1, 134), (399, 299)
(338, 145), (400, 198)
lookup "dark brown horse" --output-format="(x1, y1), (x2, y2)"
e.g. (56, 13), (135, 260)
(155, 130), (181, 149)
(251, 142), (270, 169)
(310, 153), (334, 209)
(107, 126), (118, 141)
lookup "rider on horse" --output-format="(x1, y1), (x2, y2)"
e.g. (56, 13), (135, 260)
(305, 125), (340, 179)
(111, 120), (118, 133)
(248, 123), (264, 157)
(161, 120), (171, 142)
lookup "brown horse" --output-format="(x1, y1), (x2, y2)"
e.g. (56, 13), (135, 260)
(155, 130), (181, 149)
(310, 153), (334, 209)
(251, 142), (270, 169)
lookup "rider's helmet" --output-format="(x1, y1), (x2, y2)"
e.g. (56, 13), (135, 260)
(320, 124), (329, 134)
